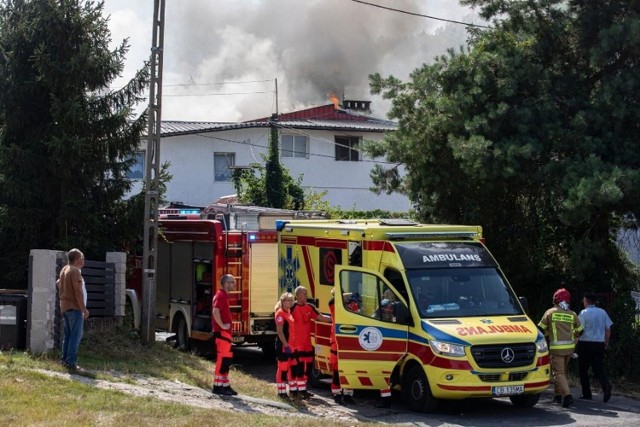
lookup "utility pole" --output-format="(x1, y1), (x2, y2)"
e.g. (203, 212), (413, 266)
(141, 0), (165, 345)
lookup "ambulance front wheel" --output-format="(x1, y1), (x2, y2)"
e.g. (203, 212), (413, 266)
(405, 366), (438, 413)
(509, 393), (541, 408)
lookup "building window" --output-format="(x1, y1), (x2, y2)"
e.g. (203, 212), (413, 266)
(335, 136), (360, 161)
(126, 151), (145, 180)
(214, 152), (235, 182)
(281, 134), (309, 158)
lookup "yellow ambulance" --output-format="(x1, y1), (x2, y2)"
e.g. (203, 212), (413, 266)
(277, 219), (550, 412)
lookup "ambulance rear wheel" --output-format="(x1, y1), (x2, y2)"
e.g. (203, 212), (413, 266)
(405, 366), (438, 413)
(308, 365), (324, 388)
(509, 393), (540, 408)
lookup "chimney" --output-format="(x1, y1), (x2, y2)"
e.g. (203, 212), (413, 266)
(342, 99), (371, 113)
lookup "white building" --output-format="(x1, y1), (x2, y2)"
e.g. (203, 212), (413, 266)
(129, 102), (411, 212)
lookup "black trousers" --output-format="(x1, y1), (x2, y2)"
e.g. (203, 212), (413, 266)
(576, 341), (610, 398)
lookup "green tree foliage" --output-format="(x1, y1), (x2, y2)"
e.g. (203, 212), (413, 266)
(0, 0), (148, 286)
(264, 123), (286, 208)
(368, 0), (639, 328)
(232, 122), (305, 210)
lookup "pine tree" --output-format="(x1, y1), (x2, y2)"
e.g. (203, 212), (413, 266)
(0, 0), (148, 286)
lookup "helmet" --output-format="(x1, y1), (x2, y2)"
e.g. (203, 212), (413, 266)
(553, 288), (571, 304)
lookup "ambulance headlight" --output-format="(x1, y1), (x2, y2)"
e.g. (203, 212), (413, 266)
(535, 337), (548, 353)
(429, 340), (466, 357)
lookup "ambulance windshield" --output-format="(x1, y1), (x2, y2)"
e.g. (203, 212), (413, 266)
(406, 268), (523, 318)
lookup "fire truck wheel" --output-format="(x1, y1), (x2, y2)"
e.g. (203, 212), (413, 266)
(259, 342), (275, 360)
(509, 393), (541, 408)
(405, 365), (438, 413)
(124, 298), (135, 332)
(176, 316), (191, 351)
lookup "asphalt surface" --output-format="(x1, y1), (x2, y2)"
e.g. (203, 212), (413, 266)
(161, 334), (640, 426)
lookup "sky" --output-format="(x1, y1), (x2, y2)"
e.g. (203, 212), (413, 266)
(102, 0), (481, 122)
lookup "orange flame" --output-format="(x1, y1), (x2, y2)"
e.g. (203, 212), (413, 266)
(328, 93), (340, 109)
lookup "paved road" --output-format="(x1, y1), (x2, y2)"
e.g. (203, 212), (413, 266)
(227, 343), (640, 426)
(159, 335), (638, 426)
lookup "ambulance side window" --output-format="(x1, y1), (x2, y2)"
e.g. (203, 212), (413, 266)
(384, 268), (408, 301)
(339, 270), (409, 325)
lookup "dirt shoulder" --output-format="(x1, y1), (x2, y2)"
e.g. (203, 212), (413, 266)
(34, 368), (366, 424)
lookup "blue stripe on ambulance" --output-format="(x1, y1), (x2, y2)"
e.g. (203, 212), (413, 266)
(421, 321), (470, 346)
(335, 324), (408, 339)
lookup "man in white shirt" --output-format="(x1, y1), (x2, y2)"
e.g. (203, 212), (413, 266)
(577, 292), (613, 403)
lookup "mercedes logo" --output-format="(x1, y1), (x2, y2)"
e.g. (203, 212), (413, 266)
(501, 347), (515, 364)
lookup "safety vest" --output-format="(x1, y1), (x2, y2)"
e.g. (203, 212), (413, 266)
(538, 306), (583, 351)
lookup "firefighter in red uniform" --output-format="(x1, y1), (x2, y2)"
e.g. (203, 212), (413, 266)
(211, 274), (238, 396)
(275, 292), (297, 400)
(328, 289), (355, 405)
(290, 286), (331, 399)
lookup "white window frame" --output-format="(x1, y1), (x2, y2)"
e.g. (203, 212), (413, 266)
(214, 152), (235, 182)
(281, 134), (309, 158)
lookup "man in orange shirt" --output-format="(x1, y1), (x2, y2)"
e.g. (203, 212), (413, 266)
(56, 248), (89, 371)
(290, 286), (331, 399)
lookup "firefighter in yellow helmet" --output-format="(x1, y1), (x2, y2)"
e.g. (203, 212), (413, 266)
(538, 288), (583, 408)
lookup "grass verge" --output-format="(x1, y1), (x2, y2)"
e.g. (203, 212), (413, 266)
(0, 327), (351, 427)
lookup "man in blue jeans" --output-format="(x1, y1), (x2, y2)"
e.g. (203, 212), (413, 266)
(56, 248), (89, 371)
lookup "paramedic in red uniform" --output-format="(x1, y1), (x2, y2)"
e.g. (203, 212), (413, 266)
(328, 289), (355, 405)
(275, 292), (297, 400)
(290, 286), (331, 399)
(211, 274), (238, 396)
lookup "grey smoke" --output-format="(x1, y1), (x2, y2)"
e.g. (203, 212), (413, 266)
(150, 0), (479, 120)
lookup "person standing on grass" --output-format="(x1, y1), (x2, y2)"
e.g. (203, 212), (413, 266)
(275, 292), (297, 400)
(56, 248), (89, 371)
(577, 292), (613, 403)
(211, 274), (238, 396)
(290, 286), (331, 399)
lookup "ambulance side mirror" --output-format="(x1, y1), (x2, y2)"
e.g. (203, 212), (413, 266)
(519, 296), (529, 315)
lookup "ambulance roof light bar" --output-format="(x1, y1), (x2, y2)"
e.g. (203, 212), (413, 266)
(385, 231), (479, 241)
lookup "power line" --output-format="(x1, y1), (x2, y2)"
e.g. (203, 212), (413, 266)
(348, 0), (489, 29)
(163, 78), (275, 87)
(194, 125), (400, 166)
(163, 90), (274, 97)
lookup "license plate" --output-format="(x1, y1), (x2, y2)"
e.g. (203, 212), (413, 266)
(492, 385), (524, 396)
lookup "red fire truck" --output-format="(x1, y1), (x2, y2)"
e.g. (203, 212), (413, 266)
(126, 212), (282, 355)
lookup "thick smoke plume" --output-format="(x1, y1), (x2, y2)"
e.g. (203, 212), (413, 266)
(107, 0), (478, 121)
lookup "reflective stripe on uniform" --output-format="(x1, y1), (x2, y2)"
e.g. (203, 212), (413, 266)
(549, 341), (575, 346)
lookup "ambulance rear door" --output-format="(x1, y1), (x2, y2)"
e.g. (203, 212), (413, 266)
(334, 266), (410, 391)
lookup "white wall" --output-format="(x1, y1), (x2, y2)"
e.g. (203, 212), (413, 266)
(131, 127), (412, 212)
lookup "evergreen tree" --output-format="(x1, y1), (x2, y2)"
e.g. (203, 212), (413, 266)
(368, 0), (640, 314)
(265, 121), (286, 208)
(0, 0), (148, 286)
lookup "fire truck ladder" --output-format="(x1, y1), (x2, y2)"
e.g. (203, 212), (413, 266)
(225, 237), (244, 331)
